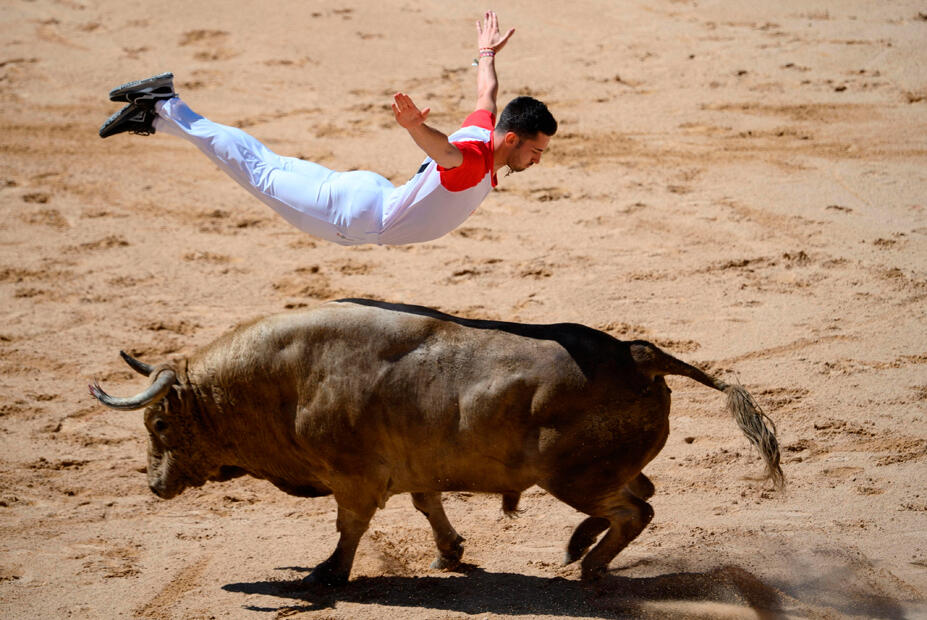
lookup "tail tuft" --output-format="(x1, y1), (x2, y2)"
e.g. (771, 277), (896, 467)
(628, 341), (785, 490)
(725, 384), (785, 490)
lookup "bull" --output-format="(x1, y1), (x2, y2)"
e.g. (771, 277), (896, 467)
(89, 298), (783, 585)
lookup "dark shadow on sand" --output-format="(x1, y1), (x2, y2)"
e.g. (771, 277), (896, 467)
(225, 561), (913, 619)
(224, 563), (805, 619)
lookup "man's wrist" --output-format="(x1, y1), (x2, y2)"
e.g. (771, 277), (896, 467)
(473, 48), (496, 66)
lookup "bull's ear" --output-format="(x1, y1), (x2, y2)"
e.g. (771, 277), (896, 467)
(89, 367), (177, 411)
(120, 350), (153, 377)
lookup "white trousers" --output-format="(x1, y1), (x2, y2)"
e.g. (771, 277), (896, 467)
(153, 97), (393, 245)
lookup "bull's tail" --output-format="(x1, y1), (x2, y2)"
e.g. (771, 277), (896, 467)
(630, 341), (785, 490)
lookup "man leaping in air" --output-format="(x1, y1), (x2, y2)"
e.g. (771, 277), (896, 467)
(99, 11), (557, 246)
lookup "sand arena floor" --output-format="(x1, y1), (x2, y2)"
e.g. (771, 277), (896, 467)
(1, 1), (926, 617)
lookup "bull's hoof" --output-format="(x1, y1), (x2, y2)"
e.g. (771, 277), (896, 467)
(431, 536), (465, 570)
(430, 554), (461, 570)
(304, 560), (349, 587)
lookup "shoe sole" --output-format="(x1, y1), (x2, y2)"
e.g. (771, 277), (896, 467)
(109, 72), (175, 103)
(99, 103), (154, 138)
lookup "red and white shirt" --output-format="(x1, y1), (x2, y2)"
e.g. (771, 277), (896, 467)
(379, 110), (497, 245)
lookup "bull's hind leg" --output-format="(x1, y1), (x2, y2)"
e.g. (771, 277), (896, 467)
(563, 473), (654, 566)
(579, 491), (653, 581)
(411, 492), (465, 569)
(544, 475), (655, 581)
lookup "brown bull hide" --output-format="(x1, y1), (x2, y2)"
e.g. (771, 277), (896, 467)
(89, 298), (783, 585)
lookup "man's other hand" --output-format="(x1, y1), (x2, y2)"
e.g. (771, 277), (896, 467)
(392, 93), (430, 129)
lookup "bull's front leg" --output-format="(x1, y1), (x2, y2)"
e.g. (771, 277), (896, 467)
(411, 492), (465, 570)
(306, 503), (376, 586)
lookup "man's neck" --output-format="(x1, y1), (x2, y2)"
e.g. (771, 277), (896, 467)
(491, 129), (508, 174)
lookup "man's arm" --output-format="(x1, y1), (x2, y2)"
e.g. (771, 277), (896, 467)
(392, 92), (463, 169)
(391, 13), (512, 169)
(475, 10), (515, 115)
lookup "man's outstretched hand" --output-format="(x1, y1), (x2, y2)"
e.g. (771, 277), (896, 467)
(391, 92), (462, 169)
(392, 93), (430, 129)
(477, 10), (514, 54)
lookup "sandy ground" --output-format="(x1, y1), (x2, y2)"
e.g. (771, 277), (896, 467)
(2, 0), (926, 618)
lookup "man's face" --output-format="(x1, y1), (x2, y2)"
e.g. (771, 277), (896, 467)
(506, 132), (550, 172)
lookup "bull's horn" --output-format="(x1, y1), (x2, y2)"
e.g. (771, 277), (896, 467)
(89, 368), (176, 411)
(120, 350), (153, 377)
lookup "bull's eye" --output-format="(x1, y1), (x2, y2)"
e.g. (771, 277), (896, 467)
(153, 419), (168, 433)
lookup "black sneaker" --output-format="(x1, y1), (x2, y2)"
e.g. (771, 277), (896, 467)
(99, 103), (156, 138)
(108, 72), (175, 105)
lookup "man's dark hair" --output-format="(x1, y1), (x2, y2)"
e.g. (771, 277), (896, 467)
(496, 96), (557, 138)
